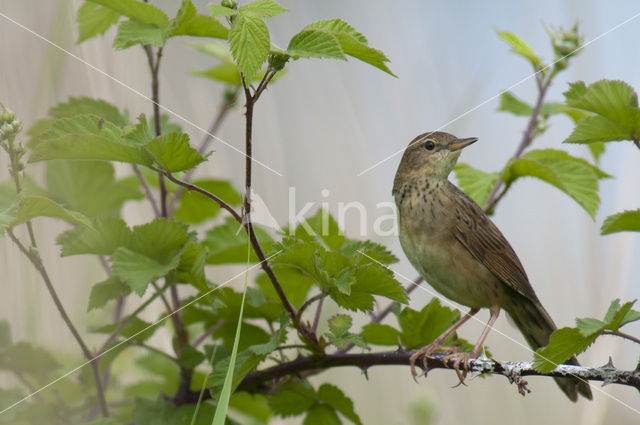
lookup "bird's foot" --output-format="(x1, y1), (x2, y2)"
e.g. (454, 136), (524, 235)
(409, 343), (458, 379)
(442, 351), (478, 384)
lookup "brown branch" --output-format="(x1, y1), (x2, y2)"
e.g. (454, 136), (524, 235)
(231, 350), (640, 395)
(131, 164), (160, 217)
(311, 297), (324, 333)
(193, 320), (224, 348)
(603, 330), (640, 345)
(6, 229), (109, 417)
(296, 294), (323, 327)
(483, 71), (553, 214)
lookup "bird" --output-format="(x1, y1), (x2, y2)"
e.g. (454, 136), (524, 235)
(392, 131), (592, 401)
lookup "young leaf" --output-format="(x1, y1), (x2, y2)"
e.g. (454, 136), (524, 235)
(208, 4), (237, 17)
(239, 0), (287, 18)
(316, 384), (363, 425)
(92, 316), (158, 342)
(496, 30), (541, 68)
(334, 33), (394, 76)
(340, 239), (398, 264)
(179, 346), (206, 369)
(355, 264), (407, 304)
(228, 13), (270, 78)
(601, 209), (640, 235)
(533, 328), (595, 373)
(145, 132), (206, 172)
(255, 265), (315, 308)
(90, 0), (169, 27)
(174, 179), (241, 223)
(453, 163), (500, 207)
(113, 19), (169, 49)
(498, 91), (534, 116)
(48, 96), (129, 127)
(57, 216), (131, 256)
(0, 342), (60, 382)
(294, 209), (345, 250)
(172, 242), (208, 290)
(76, 1), (121, 44)
(268, 385), (315, 417)
(13, 196), (92, 228)
(204, 217), (273, 264)
(325, 314), (366, 349)
(170, 0), (228, 39)
(502, 148), (610, 218)
(398, 299), (460, 349)
(87, 276), (130, 311)
(304, 405), (341, 425)
(303, 18), (367, 43)
(229, 392), (272, 422)
(249, 314), (288, 355)
(575, 317), (605, 337)
(111, 247), (181, 295)
(286, 30), (345, 59)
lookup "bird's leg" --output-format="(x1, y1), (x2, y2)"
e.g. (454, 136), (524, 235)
(444, 306), (500, 383)
(409, 307), (479, 378)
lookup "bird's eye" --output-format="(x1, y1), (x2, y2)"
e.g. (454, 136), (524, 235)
(424, 140), (435, 151)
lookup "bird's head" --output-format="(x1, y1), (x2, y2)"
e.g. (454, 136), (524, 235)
(396, 131), (477, 180)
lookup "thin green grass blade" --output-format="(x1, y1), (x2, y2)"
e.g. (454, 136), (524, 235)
(189, 345), (219, 425)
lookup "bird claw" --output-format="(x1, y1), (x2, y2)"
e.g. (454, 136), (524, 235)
(409, 343), (458, 380)
(443, 351), (476, 384)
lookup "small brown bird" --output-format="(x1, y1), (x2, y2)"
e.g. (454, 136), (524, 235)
(393, 131), (592, 401)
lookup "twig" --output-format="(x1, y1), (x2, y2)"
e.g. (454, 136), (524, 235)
(167, 88), (239, 214)
(603, 330), (640, 345)
(296, 294), (323, 326)
(128, 341), (179, 364)
(483, 71), (553, 214)
(312, 297), (324, 333)
(6, 229), (109, 417)
(228, 350), (640, 394)
(193, 320), (224, 347)
(131, 164), (160, 217)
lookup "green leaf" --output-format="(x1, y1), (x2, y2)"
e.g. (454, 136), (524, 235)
(208, 4), (237, 17)
(601, 209), (640, 235)
(48, 96), (128, 126)
(361, 323), (401, 346)
(256, 265), (315, 308)
(46, 160), (142, 217)
(575, 317), (605, 337)
(0, 321), (11, 349)
(0, 182), (19, 233)
(239, 0), (287, 18)
(268, 385), (315, 417)
(286, 30), (345, 59)
(587, 142), (606, 163)
(325, 314), (366, 349)
(179, 345), (205, 369)
(130, 218), (190, 262)
(317, 383), (362, 425)
(92, 316), (157, 342)
(398, 299), (461, 349)
(229, 392), (272, 422)
(145, 132), (206, 172)
(87, 276), (130, 311)
(112, 247), (181, 295)
(304, 405), (341, 425)
(113, 19), (168, 49)
(172, 242), (208, 290)
(204, 217), (273, 264)
(90, 0), (169, 27)
(496, 30), (541, 68)
(303, 18), (367, 44)
(192, 63), (243, 85)
(13, 196), (92, 227)
(76, 1), (121, 44)
(601, 299), (640, 330)
(174, 179), (241, 223)
(0, 342), (60, 382)
(170, 0), (228, 39)
(228, 13), (270, 78)
(57, 216), (131, 256)
(564, 115), (633, 144)
(502, 148), (610, 218)
(355, 264), (407, 304)
(533, 328), (595, 373)
(249, 314), (288, 355)
(498, 91), (533, 116)
(340, 239), (398, 264)
(335, 33), (394, 76)
(453, 163), (500, 207)
(295, 209), (345, 250)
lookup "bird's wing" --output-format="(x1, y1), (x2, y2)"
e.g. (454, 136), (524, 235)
(450, 184), (540, 303)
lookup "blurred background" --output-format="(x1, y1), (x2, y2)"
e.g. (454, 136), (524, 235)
(1, 0), (640, 423)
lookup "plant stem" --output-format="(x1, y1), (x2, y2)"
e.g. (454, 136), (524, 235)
(131, 164), (161, 217)
(603, 330), (640, 345)
(296, 294), (323, 326)
(193, 320), (224, 347)
(240, 73), (318, 348)
(483, 72), (553, 214)
(6, 229), (109, 417)
(312, 297), (324, 333)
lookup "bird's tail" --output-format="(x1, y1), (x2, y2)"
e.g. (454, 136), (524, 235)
(504, 297), (593, 402)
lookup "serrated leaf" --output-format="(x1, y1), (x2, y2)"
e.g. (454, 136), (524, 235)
(328, 314), (352, 338)
(90, 0), (169, 27)
(229, 13), (270, 78)
(603, 299), (640, 330)
(575, 317), (605, 337)
(502, 148), (610, 218)
(48, 97), (128, 126)
(174, 179), (241, 223)
(361, 323), (401, 346)
(454, 163), (500, 207)
(208, 4), (237, 17)
(533, 328), (595, 373)
(303, 18), (367, 44)
(601, 209), (640, 235)
(179, 345), (205, 369)
(239, 0), (286, 18)
(496, 30), (541, 68)
(87, 276), (130, 311)
(192, 63), (243, 85)
(268, 385), (315, 417)
(76, 1), (121, 44)
(171, 242), (208, 290)
(564, 115), (633, 144)
(317, 384), (363, 425)
(304, 405), (340, 425)
(112, 247), (181, 295)
(92, 316), (157, 342)
(295, 209), (345, 250)
(113, 19), (168, 49)
(170, 0), (228, 39)
(46, 160), (142, 217)
(249, 314), (288, 355)
(398, 299), (460, 349)
(0, 342), (60, 382)
(12, 196), (92, 227)
(286, 30), (345, 59)
(335, 33), (394, 76)
(256, 265), (314, 308)
(130, 218), (190, 262)
(229, 392), (272, 422)
(355, 264), (408, 304)
(145, 132), (206, 172)
(57, 216), (131, 256)
(340, 239), (398, 264)
(498, 91), (533, 116)
(204, 217), (273, 264)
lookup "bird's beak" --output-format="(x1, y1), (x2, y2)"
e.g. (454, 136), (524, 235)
(447, 137), (478, 151)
